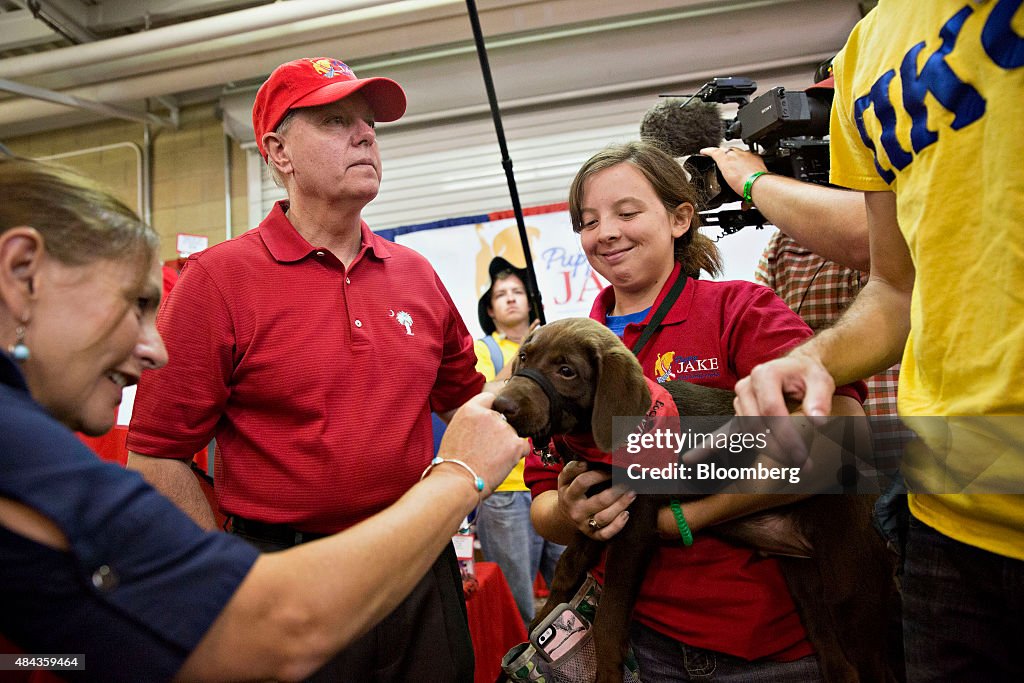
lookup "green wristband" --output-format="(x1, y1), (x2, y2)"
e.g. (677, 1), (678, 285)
(742, 170), (770, 204)
(669, 499), (694, 547)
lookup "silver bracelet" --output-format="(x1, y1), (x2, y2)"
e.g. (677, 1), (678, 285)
(420, 456), (486, 500)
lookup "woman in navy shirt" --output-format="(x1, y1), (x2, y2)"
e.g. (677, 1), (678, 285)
(0, 158), (527, 681)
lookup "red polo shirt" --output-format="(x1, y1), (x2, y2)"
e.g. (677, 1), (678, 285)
(128, 202), (483, 533)
(526, 264), (866, 662)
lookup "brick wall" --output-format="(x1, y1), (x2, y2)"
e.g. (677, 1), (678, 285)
(6, 103), (249, 263)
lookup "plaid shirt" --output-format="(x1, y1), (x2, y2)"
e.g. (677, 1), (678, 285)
(757, 232), (906, 478)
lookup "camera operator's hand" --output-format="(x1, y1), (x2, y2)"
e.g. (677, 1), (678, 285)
(699, 146), (870, 271)
(700, 147), (768, 206)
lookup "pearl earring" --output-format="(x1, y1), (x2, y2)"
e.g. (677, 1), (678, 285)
(9, 324), (29, 362)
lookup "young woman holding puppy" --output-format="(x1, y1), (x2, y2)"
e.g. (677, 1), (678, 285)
(526, 141), (867, 681)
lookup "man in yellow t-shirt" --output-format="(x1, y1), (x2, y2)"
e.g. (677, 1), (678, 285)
(733, 3), (1024, 680)
(473, 257), (564, 625)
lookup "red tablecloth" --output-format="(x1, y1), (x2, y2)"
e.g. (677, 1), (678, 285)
(466, 561), (528, 683)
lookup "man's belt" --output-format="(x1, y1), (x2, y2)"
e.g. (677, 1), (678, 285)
(229, 516), (331, 546)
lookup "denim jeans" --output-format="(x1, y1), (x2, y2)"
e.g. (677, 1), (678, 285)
(628, 621), (823, 682)
(475, 490), (565, 624)
(902, 514), (1024, 682)
(873, 474), (910, 564)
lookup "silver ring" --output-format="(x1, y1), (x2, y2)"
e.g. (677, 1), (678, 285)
(587, 517), (603, 531)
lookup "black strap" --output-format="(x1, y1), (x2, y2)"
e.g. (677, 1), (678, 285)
(513, 367), (563, 418)
(630, 272), (689, 357)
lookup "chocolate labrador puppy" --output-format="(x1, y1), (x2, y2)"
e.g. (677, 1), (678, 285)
(493, 318), (899, 683)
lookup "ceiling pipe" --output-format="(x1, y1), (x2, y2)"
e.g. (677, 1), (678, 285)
(0, 0), (466, 129)
(0, 1), (506, 128)
(0, 75), (173, 127)
(0, 0), (854, 132)
(394, 52), (837, 128)
(0, 0), (419, 80)
(0, 50), (307, 127)
(11, 0), (97, 44)
(0, 9), (774, 125)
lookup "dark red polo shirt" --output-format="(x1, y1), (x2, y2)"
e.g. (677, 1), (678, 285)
(526, 264), (866, 662)
(128, 202), (483, 533)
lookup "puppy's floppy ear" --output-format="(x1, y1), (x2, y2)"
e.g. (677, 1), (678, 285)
(592, 342), (651, 452)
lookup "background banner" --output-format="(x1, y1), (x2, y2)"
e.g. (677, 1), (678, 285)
(379, 203), (774, 339)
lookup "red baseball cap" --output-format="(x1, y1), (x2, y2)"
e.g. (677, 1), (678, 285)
(252, 57), (407, 159)
(806, 75), (834, 95)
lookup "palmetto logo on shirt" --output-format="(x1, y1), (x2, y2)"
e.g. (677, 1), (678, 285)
(395, 311), (414, 336)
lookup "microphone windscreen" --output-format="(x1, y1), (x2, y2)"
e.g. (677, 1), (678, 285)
(641, 99), (724, 158)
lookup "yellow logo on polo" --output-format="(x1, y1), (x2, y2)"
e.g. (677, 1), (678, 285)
(655, 351), (676, 384)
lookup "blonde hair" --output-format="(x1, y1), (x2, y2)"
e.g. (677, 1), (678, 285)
(0, 157), (157, 267)
(568, 140), (722, 278)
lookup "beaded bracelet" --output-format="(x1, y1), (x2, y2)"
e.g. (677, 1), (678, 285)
(420, 456), (486, 502)
(669, 499), (694, 547)
(742, 170), (770, 204)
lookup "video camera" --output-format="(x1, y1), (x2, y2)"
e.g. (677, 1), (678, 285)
(686, 76), (833, 233)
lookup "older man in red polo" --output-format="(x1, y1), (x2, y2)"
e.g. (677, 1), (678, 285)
(127, 57), (484, 681)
